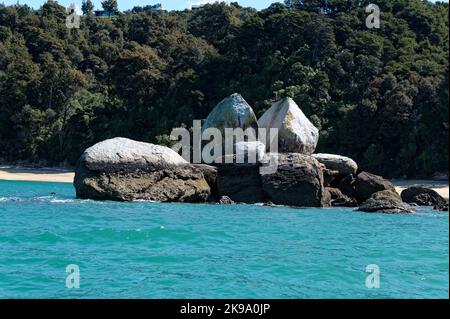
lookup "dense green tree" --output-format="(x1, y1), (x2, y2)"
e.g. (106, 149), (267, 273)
(101, 0), (118, 15)
(0, 1), (447, 178)
(81, 0), (95, 15)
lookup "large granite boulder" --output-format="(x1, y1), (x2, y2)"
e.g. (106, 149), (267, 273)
(261, 153), (326, 207)
(358, 190), (415, 214)
(401, 187), (448, 207)
(312, 153), (358, 175)
(202, 93), (258, 136)
(81, 137), (187, 171)
(354, 172), (396, 202)
(74, 138), (211, 202)
(258, 98), (319, 155)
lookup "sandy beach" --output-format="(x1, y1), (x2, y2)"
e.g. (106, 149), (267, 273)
(0, 166), (75, 183)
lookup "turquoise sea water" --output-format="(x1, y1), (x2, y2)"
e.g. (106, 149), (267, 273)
(0, 180), (448, 299)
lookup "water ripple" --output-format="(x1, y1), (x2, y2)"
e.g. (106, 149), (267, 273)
(0, 180), (448, 299)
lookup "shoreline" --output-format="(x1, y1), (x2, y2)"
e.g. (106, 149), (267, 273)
(0, 166), (75, 183)
(0, 166), (448, 200)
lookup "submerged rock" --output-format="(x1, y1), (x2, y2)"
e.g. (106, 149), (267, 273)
(261, 153), (326, 207)
(354, 172), (396, 202)
(312, 153), (358, 175)
(264, 201), (276, 207)
(74, 138), (211, 202)
(202, 93), (258, 135)
(218, 196), (235, 205)
(434, 203), (449, 212)
(401, 186), (447, 207)
(358, 190), (415, 214)
(258, 97), (319, 155)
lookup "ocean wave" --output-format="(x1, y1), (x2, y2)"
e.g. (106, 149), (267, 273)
(0, 197), (22, 202)
(36, 196), (54, 200)
(254, 202), (287, 208)
(132, 199), (161, 203)
(0, 196), (77, 204)
(49, 199), (75, 203)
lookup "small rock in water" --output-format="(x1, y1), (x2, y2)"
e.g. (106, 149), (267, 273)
(218, 196), (235, 205)
(263, 201), (275, 207)
(358, 190), (415, 214)
(401, 186), (447, 207)
(434, 203), (449, 212)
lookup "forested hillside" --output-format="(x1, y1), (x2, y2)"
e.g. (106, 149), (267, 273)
(0, 0), (448, 178)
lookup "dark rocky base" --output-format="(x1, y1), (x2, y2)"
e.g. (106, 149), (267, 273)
(357, 190), (415, 214)
(215, 162), (265, 204)
(324, 187), (358, 207)
(75, 157), (422, 214)
(73, 138), (421, 214)
(401, 186), (448, 207)
(434, 204), (449, 212)
(261, 154), (326, 207)
(74, 161), (211, 203)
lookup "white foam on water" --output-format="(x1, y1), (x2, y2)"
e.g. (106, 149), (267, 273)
(50, 199), (75, 203)
(0, 197), (22, 202)
(254, 202), (286, 208)
(133, 199), (161, 203)
(0, 196), (78, 204)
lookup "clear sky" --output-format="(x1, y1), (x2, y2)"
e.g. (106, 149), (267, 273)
(1, 0), (277, 11)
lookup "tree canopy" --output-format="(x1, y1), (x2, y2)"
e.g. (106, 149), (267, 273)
(0, 0), (448, 178)
(81, 0), (94, 15)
